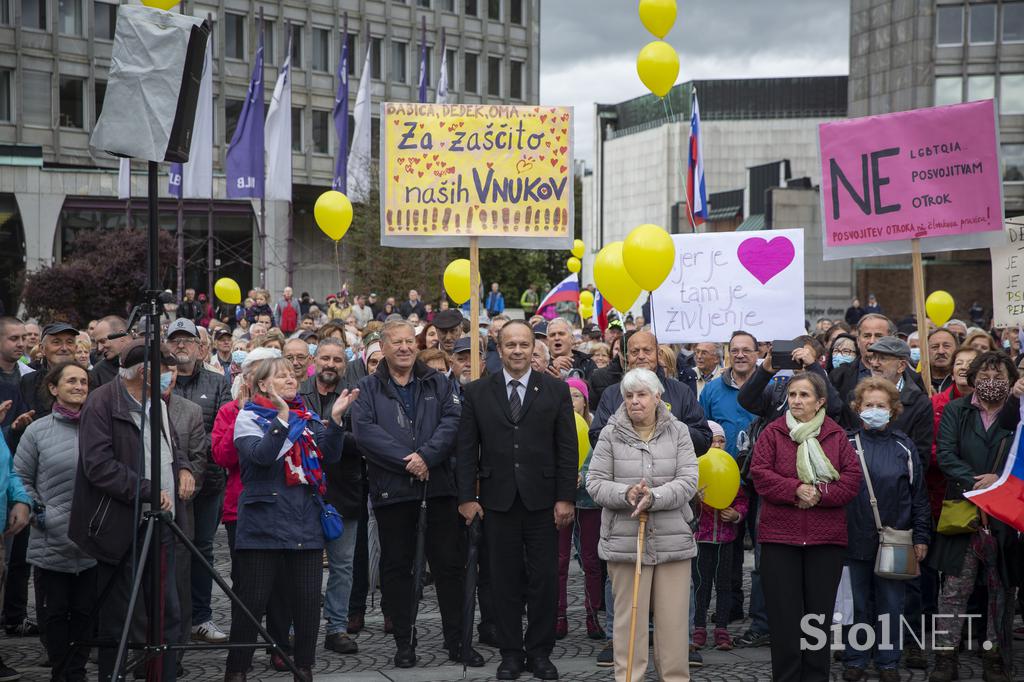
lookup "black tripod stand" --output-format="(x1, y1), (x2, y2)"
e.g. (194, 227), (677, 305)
(57, 163), (306, 681)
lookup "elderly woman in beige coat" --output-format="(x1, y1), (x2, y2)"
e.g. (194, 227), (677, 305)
(587, 368), (699, 682)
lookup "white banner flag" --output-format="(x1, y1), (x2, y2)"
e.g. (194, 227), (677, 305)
(346, 43), (373, 203)
(264, 46), (292, 201)
(182, 44), (214, 199)
(117, 157), (131, 199)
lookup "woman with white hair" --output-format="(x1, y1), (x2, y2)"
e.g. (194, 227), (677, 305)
(586, 368), (699, 682)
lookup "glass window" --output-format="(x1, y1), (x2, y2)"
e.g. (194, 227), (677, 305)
(59, 0), (82, 35)
(312, 109), (329, 153)
(22, 70), (50, 125)
(371, 37), (382, 79)
(94, 1), (116, 40)
(934, 76), (963, 106)
(446, 48), (456, 89)
(1001, 74), (1024, 113)
(22, 0), (45, 30)
(291, 106), (302, 152)
(1003, 143), (1024, 181)
(1004, 2), (1024, 42)
(936, 5), (964, 46)
(510, 0), (522, 24)
(440, 0), (454, 11)
(487, 55), (501, 96)
(0, 70), (11, 122)
(312, 27), (329, 72)
(371, 116), (380, 159)
(392, 40), (408, 83)
(225, 98), (244, 142)
(1, 0), (10, 25)
(291, 24), (303, 69)
(59, 76), (85, 128)
(263, 20), (275, 65)
(970, 4), (996, 44)
(225, 13), (245, 60)
(465, 0), (478, 16)
(509, 59), (523, 100)
(968, 74), (995, 101)
(416, 0), (431, 7)
(344, 33), (356, 75)
(464, 51), (478, 93)
(488, 0), (501, 21)
(94, 79), (105, 124)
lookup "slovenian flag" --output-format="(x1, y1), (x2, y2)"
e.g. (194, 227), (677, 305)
(686, 87), (707, 229)
(964, 405), (1024, 532)
(595, 289), (613, 332)
(537, 273), (580, 319)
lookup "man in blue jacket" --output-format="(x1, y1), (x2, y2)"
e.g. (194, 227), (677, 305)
(351, 320), (483, 670)
(0, 414), (31, 681)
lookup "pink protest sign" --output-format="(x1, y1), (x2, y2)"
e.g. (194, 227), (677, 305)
(818, 100), (1003, 248)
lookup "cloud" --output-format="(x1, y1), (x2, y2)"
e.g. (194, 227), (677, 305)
(540, 0), (850, 164)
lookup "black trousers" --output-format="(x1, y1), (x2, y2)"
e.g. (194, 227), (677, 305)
(694, 541), (733, 629)
(474, 524), (496, 632)
(2, 526), (29, 625)
(484, 495), (558, 659)
(761, 542), (845, 682)
(730, 528), (746, 617)
(226, 549), (321, 673)
(225, 520), (291, 654)
(34, 566), (97, 682)
(375, 496), (464, 650)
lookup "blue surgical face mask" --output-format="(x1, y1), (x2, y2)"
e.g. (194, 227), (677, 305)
(832, 353), (854, 367)
(307, 343), (318, 357)
(159, 371), (173, 394)
(909, 347), (921, 364)
(231, 350), (248, 365)
(345, 347), (355, 362)
(1003, 339), (1012, 349)
(860, 407), (891, 430)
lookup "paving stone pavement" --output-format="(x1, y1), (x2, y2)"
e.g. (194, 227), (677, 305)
(2, 529), (1022, 680)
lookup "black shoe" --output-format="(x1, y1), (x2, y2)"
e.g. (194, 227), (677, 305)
(4, 619), (38, 637)
(478, 623), (500, 648)
(525, 656), (558, 680)
(736, 629), (771, 647)
(496, 654), (524, 680)
(689, 648), (703, 668)
(904, 643), (927, 669)
(394, 645), (416, 669)
(596, 641), (614, 667)
(0, 662), (21, 682)
(324, 632), (359, 654)
(448, 645), (485, 667)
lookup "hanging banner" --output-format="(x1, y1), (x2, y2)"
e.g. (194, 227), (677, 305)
(991, 221), (1024, 328)
(650, 229), (805, 343)
(379, 102), (574, 249)
(819, 100), (1005, 260)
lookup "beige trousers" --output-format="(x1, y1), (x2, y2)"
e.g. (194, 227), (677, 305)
(609, 558), (691, 682)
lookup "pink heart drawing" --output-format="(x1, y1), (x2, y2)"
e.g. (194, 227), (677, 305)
(736, 237), (795, 285)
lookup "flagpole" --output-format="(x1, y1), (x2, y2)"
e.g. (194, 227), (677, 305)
(206, 12), (215, 302)
(258, 8), (267, 289)
(176, 196), (184, 299)
(286, 200), (293, 286)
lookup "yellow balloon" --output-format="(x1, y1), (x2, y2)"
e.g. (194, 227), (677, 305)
(636, 41), (679, 98)
(141, 0), (179, 10)
(697, 448), (741, 510)
(314, 190), (354, 241)
(579, 290), (595, 308)
(443, 259), (472, 305)
(567, 257), (581, 274)
(638, 0), (677, 39)
(574, 412), (590, 471)
(623, 224), (676, 291)
(571, 239), (585, 259)
(926, 290), (955, 327)
(580, 305), (594, 320)
(594, 242), (642, 312)
(214, 277), (242, 305)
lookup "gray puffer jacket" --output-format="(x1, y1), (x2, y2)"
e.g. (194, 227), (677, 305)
(14, 412), (96, 574)
(586, 403), (699, 565)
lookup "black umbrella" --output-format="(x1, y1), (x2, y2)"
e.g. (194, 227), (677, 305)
(409, 481), (429, 649)
(460, 513), (482, 677)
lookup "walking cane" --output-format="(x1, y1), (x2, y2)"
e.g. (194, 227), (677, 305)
(625, 511), (648, 682)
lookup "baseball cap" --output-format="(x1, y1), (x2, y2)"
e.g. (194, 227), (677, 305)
(42, 322), (79, 338)
(453, 337), (473, 354)
(166, 318), (199, 339)
(119, 338), (178, 368)
(434, 309), (464, 330)
(213, 327), (233, 339)
(532, 322), (548, 338)
(868, 336), (911, 360)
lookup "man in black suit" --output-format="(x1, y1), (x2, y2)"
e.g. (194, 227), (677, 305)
(456, 320), (576, 681)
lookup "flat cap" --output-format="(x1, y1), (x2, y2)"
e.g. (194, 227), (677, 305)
(42, 322), (79, 337)
(433, 309), (464, 330)
(868, 336), (911, 360)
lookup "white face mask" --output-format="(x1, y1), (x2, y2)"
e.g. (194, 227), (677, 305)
(859, 407), (891, 430)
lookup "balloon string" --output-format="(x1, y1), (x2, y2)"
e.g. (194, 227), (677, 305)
(334, 240), (343, 296)
(663, 96), (689, 224)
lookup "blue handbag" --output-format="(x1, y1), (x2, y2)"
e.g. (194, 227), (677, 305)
(313, 492), (344, 542)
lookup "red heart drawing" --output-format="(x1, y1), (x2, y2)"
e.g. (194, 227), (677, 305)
(559, 146), (567, 154)
(418, 171), (424, 177)
(487, 162), (494, 169)
(550, 128), (555, 134)
(549, 158), (558, 167)
(426, 163), (432, 169)
(393, 174), (399, 182)
(433, 154), (439, 160)
(516, 159), (534, 174)
(418, 123), (424, 129)
(439, 120), (445, 127)
(539, 155), (545, 161)
(540, 115), (547, 123)
(559, 165), (567, 173)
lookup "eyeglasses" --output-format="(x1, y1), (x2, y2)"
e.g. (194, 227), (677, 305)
(729, 348), (756, 356)
(284, 354), (309, 363)
(169, 337), (197, 346)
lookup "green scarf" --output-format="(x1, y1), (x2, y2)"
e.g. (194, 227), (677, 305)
(786, 408), (839, 485)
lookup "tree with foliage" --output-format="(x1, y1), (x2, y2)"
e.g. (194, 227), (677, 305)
(22, 228), (176, 326)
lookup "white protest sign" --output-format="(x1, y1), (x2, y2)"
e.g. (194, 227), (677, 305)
(650, 229), (805, 343)
(990, 221), (1024, 328)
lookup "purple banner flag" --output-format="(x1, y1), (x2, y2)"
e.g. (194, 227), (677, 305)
(169, 162), (183, 197)
(417, 16), (427, 104)
(332, 14), (350, 192)
(225, 27), (265, 198)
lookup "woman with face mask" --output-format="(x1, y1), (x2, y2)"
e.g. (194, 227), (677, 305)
(929, 351), (1020, 682)
(841, 378), (931, 682)
(828, 333), (858, 373)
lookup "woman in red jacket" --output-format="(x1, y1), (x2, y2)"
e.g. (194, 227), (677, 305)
(750, 372), (862, 682)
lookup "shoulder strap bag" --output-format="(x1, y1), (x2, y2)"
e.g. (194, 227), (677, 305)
(854, 434), (919, 581)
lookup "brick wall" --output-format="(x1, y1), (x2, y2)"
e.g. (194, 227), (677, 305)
(856, 262), (993, 324)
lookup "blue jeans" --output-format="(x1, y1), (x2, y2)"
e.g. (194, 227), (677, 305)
(844, 558), (906, 671)
(191, 490), (224, 624)
(748, 538), (769, 634)
(323, 519), (359, 635)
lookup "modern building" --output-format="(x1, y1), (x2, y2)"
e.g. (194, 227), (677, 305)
(0, 0), (540, 312)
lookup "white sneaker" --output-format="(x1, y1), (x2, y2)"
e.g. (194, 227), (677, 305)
(192, 620), (228, 643)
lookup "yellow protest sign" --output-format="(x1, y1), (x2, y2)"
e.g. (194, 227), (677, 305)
(380, 103), (574, 248)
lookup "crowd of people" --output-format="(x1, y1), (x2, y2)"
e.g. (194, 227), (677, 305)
(0, 284), (1023, 682)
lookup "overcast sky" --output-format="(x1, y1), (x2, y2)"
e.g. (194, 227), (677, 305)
(539, 0), (851, 166)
